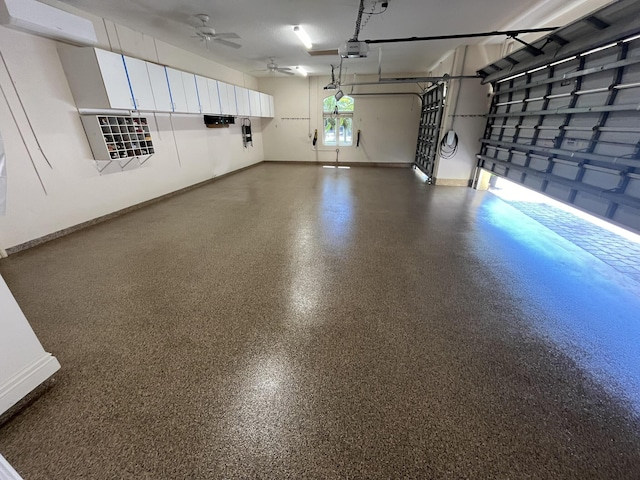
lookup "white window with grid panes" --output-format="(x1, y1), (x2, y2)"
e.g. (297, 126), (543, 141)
(323, 95), (354, 147)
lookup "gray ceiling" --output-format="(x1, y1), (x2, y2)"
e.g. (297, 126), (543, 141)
(46, 0), (613, 77)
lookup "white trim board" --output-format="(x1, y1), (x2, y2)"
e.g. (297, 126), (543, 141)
(0, 353), (60, 416)
(0, 454), (24, 480)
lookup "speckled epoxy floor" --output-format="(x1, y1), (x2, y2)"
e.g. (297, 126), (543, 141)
(1, 164), (640, 479)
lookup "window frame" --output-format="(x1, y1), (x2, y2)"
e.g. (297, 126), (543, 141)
(322, 95), (354, 147)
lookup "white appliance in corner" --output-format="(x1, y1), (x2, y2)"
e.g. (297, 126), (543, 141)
(0, 0), (97, 46)
(0, 274), (60, 416)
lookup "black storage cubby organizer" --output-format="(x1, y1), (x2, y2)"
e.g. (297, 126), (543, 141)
(81, 115), (155, 173)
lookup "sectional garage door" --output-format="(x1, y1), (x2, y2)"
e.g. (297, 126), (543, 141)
(477, 0), (640, 232)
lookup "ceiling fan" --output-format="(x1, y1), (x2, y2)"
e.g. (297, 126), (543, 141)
(261, 58), (294, 76)
(192, 14), (241, 49)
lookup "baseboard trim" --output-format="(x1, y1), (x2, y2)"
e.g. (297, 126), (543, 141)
(5, 162), (263, 256)
(432, 178), (473, 187)
(0, 353), (61, 417)
(0, 455), (24, 480)
(264, 160), (413, 168)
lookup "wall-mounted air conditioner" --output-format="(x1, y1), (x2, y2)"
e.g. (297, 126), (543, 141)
(0, 0), (97, 46)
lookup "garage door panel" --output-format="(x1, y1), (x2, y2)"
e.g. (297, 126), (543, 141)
(554, 59), (581, 77)
(529, 85), (548, 97)
(545, 183), (573, 201)
(626, 178), (640, 197)
(592, 140), (635, 158)
(601, 111), (636, 128)
(529, 157), (550, 171)
(502, 127), (518, 138)
(494, 165), (508, 176)
(511, 152), (529, 166)
(574, 192), (610, 216)
(582, 169), (621, 189)
(615, 87), (640, 104)
(537, 130), (557, 143)
(540, 116), (564, 129)
(546, 97), (572, 110)
(575, 91), (610, 108)
(613, 206), (640, 231)
(526, 99), (546, 111)
(584, 46), (620, 68)
(506, 169), (522, 182)
(550, 163), (578, 180)
(523, 176), (545, 190)
(620, 62), (640, 82)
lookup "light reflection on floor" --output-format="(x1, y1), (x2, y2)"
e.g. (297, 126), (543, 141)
(320, 170), (354, 248)
(473, 192), (640, 415)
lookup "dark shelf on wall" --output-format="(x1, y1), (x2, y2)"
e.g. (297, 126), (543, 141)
(204, 115), (235, 128)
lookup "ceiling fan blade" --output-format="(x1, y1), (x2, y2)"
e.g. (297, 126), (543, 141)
(308, 49), (339, 56)
(213, 32), (241, 39)
(277, 68), (295, 75)
(214, 38), (242, 49)
(277, 66), (292, 71)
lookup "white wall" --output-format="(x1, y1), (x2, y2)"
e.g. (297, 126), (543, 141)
(432, 44), (502, 185)
(0, 273), (60, 415)
(0, 10), (263, 251)
(258, 75), (422, 165)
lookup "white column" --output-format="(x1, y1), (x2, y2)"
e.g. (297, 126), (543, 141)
(0, 274), (60, 415)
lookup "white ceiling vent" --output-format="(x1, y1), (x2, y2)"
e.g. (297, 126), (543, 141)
(0, 0), (97, 46)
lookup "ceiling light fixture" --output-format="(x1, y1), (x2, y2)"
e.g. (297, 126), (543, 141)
(295, 66), (308, 77)
(293, 26), (312, 49)
(335, 89), (344, 101)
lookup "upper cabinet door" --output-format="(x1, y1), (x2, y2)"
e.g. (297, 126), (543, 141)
(181, 72), (200, 113)
(146, 62), (172, 112)
(95, 49), (134, 109)
(165, 67), (188, 113)
(235, 86), (250, 116)
(207, 79), (222, 115)
(195, 75), (212, 114)
(269, 95), (275, 118)
(218, 82), (230, 114)
(122, 56), (155, 111)
(259, 93), (270, 118)
(225, 84), (238, 116)
(248, 90), (261, 117)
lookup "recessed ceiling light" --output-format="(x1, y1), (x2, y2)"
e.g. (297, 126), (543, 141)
(295, 66), (308, 76)
(293, 26), (312, 49)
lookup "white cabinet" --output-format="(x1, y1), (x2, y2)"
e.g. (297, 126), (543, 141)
(218, 82), (231, 115)
(146, 62), (172, 112)
(165, 67), (188, 113)
(235, 86), (250, 116)
(259, 93), (270, 118)
(59, 46), (265, 118)
(123, 56), (155, 111)
(97, 49), (134, 110)
(269, 95), (275, 118)
(182, 72), (200, 114)
(195, 75), (212, 114)
(207, 79), (222, 115)
(225, 84), (238, 116)
(248, 90), (261, 117)
(58, 46), (134, 110)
